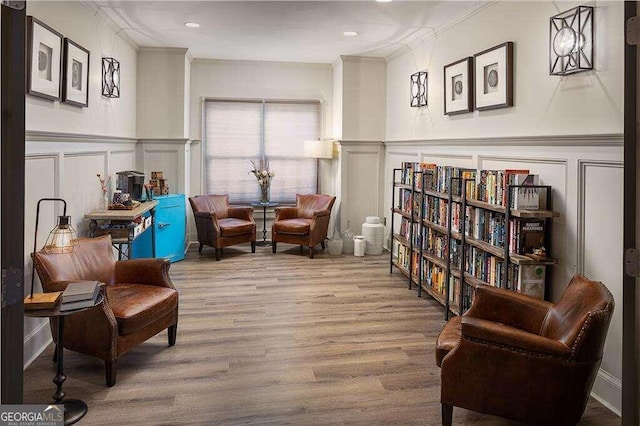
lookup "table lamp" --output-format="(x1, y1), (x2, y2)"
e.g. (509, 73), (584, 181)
(29, 198), (79, 299)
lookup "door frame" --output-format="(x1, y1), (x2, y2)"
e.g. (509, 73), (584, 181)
(0, 2), (26, 404)
(623, 2), (639, 425)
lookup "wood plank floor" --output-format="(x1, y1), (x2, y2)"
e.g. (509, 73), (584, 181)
(23, 243), (620, 425)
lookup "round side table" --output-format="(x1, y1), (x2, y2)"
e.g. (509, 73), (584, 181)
(25, 292), (104, 425)
(251, 201), (279, 246)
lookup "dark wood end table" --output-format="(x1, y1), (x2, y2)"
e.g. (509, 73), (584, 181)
(24, 292), (104, 425)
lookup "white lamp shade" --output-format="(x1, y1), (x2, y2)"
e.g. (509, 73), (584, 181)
(304, 140), (334, 159)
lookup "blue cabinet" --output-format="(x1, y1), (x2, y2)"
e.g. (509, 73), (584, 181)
(132, 194), (186, 262)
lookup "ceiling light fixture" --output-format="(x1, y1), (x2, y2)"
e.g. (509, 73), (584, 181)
(185, 22), (200, 28)
(343, 31), (358, 37)
(376, 0), (393, 2)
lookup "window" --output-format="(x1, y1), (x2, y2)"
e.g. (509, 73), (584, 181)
(204, 100), (320, 203)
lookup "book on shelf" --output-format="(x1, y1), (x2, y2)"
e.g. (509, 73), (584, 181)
(510, 219), (545, 255)
(509, 174), (540, 210)
(61, 280), (100, 303)
(516, 265), (546, 299)
(24, 291), (62, 310)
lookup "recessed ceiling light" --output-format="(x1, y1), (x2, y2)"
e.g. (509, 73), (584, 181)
(376, 0), (393, 2)
(343, 31), (358, 37)
(185, 22), (200, 28)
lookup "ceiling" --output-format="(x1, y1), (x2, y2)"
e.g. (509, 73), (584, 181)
(91, 1), (485, 63)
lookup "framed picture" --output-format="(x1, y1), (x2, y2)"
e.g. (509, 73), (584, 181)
(27, 16), (63, 101)
(443, 57), (473, 115)
(62, 38), (90, 107)
(474, 42), (513, 110)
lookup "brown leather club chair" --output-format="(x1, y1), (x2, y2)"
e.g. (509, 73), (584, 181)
(33, 235), (179, 387)
(271, 193), (336, 259)
(435, 274), (614, 425)
(188, 194), (256, 261)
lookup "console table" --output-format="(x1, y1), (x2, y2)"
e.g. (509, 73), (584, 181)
(85, 200), (158, 259)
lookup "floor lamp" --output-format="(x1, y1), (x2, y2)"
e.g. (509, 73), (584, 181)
(27, 198), (79, 300)
(303, 139), (334, 193)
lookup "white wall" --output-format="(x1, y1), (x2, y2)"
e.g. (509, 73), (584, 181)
(342, 56), (387, 141)
(383, 0), (624, 415)
(386, 1), (623, 141)
(190, 59), (334, 141)
(26, 1), (137, 138)
(137, 48), (189, 139)
(187, 59), (334, 241)
(23, 1), (138, 367)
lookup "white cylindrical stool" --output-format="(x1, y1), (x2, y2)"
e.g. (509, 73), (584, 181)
(353, 236), (366, 257)
(362, 216), (384, 255)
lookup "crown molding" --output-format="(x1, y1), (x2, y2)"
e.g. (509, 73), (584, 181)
(79, 1), (139, 51)
(340, 55), (387, 64)
(385, 0), (498, 62)
(192, 57), (332, 70)
(138, 47), (190, 55)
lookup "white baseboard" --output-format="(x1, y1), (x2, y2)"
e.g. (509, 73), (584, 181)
(591, 368), (622, 417)
(23, 319), (52, 369)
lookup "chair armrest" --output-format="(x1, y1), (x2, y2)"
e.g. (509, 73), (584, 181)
(114, 258), (174, 289)
(462, 317), (571, 358)
(274, 207), (298, 221)
(228, 206), (254, 222)
(465, 284), (553, 335)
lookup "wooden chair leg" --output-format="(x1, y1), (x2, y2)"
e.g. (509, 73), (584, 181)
(215, 248), (221, 261)
(442, 404), (453, 426)
(309, 247), (314, 259)
(198, 242), (203, 253)
(105, 359), (117, 387)
(272, 242), (277, 253)
(321, 241), (325, 249)
(168, 324), (177, 346)
(251, 241), (256, 253)
(300, 245), (304, 253)
(52, 344), (57, 362)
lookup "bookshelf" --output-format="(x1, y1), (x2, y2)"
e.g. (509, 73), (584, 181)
(390, 162), (558, 320)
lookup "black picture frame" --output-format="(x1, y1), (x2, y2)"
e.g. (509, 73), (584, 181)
(443, 57), (473, 115)
(62, 38), (90, 107)
(26, 16), (63, 101)
(474, 41), (514, 111)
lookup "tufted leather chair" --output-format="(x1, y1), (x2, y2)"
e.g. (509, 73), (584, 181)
(188, 194), (256, 261)
(435, 274), (614, 425)
(33, 235), (179, 387)
(271, 194), (336, 259)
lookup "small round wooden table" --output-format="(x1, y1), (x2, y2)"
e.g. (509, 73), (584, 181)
(24, 293), (104, 425)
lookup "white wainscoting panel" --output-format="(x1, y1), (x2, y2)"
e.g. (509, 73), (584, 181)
(64, 153), (108, 236)
(578, 160), (623, 415)
(110, 150), (136, 179)
(339, 142), (385, 233)
(24, 155), (58, 366)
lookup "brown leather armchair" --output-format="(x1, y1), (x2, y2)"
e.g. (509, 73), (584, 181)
(188, 194), (256, 261)
(34, 235), (179, 387)
(435, 274), (614, 425)
(271, 194), (336, 259)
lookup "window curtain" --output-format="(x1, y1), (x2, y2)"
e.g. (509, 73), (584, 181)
(204, 100), (319, 203)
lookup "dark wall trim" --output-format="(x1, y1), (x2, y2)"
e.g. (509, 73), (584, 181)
(1, 3), (26, 404)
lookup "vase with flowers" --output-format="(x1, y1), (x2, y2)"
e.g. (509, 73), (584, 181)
(97, 173), (111, 211)
(249, 158), (274, 204)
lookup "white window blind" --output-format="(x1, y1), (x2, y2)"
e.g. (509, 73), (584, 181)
(205, 100), (319, 204)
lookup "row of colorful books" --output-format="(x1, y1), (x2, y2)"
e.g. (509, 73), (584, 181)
(399, 162), (543, 210)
